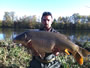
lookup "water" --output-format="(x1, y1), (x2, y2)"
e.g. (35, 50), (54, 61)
(0, 28), (90, 43)
(0, 28), (39, 40)
(59, 30), (90, 44)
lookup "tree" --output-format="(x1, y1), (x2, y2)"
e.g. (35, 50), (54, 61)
(52, 19), (57, 28)
(3, 11), (15, 27)
(57, 16), (62, 23)
(28, 15), (37, 28)
(3, 11), (15, 22)
(0, 20), (2, 27)
(87, 15), (90, 22)
(76, 20), (81, 29)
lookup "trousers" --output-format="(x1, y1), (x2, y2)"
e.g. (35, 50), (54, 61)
(28, 54), (61, 68)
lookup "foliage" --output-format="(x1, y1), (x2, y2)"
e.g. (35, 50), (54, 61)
(0, 20), (2, 27)
(2, 12), (14, 28)
(0, 39), (90, 68)
(0, 40), (31, 68)
(0, 12), (90, 29)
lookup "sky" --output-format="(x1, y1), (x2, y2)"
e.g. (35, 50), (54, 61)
(0, 0), (90, 20)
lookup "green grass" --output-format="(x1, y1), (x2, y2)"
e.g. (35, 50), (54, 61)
(0, 39), (31, 68)
(0, 39), (90, 68)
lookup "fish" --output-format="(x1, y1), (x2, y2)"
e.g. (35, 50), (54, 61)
(13, 30), (90, 65)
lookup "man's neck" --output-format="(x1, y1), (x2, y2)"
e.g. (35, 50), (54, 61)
(45, 27), (51, 31)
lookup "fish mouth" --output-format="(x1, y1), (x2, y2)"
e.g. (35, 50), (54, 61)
(13, 38), (17, 43)
(13, 40), (18, 43)
(13, 37), (20, 43)
(13, 39), (16, 43)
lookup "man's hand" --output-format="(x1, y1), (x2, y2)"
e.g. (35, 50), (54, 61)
(52, 46), (60, 56)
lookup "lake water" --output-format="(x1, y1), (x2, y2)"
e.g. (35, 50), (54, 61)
(0, 28), (90, 44)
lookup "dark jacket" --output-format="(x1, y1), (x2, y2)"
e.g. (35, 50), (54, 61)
(40, 27), (58, 33)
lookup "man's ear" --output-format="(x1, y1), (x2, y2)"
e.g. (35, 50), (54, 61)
(51, 18), (54, 23)
(41, 18), (42, 22)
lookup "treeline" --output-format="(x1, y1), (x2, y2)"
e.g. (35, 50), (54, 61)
(52, 21), (90, 30)
(0, 12), (90, 30)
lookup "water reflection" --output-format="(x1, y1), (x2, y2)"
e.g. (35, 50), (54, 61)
(0, 34), (4, 40)
(59, 30), (90, 43)
(0, 29), (90, 43)
(0, 28), (26, 40)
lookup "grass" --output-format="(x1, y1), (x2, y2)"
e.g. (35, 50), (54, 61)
(0, 39), (90, 68)
(0, 39), (31, 68)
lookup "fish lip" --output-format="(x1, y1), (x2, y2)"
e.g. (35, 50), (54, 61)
(13, 38), (17, 43)
(13, 40), (16, 43)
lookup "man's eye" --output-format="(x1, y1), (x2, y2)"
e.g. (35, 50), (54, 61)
(48, 20), (50, 21)
(43, 19), (46, 21)
(43, 19), (49, 21)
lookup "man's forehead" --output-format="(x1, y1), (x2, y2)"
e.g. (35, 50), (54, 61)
(42, 15), (52, 19)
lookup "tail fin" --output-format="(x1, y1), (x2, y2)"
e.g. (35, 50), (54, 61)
(79, 47), (90, 57)
(74, 52), (83, 65)
(65, 49), (83, 65)
(64, 47), (90, 65)
(73, 47), (90, 65)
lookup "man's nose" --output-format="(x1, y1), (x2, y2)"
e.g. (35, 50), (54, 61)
(45, 20), (48, 24)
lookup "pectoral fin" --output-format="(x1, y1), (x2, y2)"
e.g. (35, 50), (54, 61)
(38, 51), (45, 59)
(65, 49), (70, 55)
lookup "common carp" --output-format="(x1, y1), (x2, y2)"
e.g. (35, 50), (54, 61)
(13, 30), (90, 65)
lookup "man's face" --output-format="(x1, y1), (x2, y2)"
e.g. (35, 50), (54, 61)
(41, 15), (53, 29)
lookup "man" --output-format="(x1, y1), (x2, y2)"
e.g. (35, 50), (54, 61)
(28, 12), (61, 68)
(40, 12), (57, 32)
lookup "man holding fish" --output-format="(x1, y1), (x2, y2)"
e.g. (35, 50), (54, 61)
(13, 12), (90, 68)
(29, 12), (61, 68)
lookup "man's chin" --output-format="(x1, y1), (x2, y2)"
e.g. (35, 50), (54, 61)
(46, 27), (50, 29)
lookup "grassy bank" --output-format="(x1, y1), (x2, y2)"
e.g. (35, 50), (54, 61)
(0, 39), (90, 68)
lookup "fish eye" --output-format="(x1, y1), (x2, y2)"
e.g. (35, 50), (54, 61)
(25, 34), (27, 39)
(24, 34), (28, 41)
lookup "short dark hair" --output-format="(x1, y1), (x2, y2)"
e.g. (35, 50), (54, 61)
(42, 12), (52, 18)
